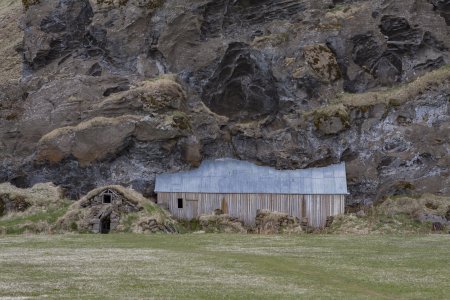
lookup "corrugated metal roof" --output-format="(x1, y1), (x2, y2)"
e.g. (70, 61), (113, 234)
(155, 158), (348, 195)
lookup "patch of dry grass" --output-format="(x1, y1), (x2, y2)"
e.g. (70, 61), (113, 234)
(0, 182), (67, 215)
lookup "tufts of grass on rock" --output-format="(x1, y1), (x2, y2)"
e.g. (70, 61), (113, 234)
(305, 64), (450, 128)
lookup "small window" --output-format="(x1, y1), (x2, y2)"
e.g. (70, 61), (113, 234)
(103, 194), (112, 204)
(177, 198), (183, 209)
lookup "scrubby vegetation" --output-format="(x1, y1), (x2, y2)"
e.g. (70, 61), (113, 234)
(254, 209), (304, 234)
(329, 194), (450, 234)
(0, 183), (71, 234)
(198, 213), (247, 233)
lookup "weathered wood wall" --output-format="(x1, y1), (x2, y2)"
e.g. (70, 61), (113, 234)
(157, 193), (345, 228)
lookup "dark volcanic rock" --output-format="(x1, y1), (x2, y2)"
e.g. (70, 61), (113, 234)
(23, 0), (94, 69)
(0, 0), (449, 205)
(203, 43), (279, 120)
(199, 0), (306, 38)
(225, 0), (306, 27)
(431, 0), (450, 25)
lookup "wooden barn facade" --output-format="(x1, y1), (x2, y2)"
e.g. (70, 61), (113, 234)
(155, 159), (348, 228)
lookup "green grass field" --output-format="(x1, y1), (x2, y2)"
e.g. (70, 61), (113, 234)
(0, 234), (449, 299)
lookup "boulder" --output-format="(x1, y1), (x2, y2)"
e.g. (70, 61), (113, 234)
(36, 114), (189, 165)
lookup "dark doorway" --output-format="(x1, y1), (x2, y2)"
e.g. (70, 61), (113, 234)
(103, 194), (112, 204)
(177, 198), (183, 208)
(100, 216), (111, 234)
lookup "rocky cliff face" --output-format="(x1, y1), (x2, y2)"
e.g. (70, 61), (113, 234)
(0, 0), (449, 204)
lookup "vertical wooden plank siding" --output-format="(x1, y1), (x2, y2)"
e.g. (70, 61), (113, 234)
(303, 195), (346, 227)
(157, 193), (345, 228)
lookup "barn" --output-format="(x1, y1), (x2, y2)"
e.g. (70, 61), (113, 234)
(155, 159), (348, 228)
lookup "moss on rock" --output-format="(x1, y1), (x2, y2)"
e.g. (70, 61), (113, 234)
(310, 104), (350, 135)
(22, 0), (39, 10)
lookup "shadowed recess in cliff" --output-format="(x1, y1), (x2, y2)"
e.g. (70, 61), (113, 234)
(202, 42), (279, 120)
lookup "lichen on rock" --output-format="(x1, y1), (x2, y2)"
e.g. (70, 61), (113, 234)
(303, 44), (342, 82)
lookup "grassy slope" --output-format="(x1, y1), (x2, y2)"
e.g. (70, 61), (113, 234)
(0, 205), (70, 234)
(0, 234), (449, 299)
(0, 183), (72, 234)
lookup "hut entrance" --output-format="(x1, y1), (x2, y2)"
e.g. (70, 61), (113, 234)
(100, 216), (111, 234)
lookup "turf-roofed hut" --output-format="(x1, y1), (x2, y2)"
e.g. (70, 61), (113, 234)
(81, 186), (144, 233)
(69, 186), (143, 234)
(155, 159), (348, 228)
(58, 185), (178, 234)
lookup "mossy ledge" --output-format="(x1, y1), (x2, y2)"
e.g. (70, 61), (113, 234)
(305, 64), (450, 131)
